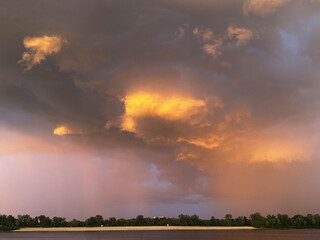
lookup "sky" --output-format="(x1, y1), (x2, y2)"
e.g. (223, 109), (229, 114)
(1, 0), (320, 220)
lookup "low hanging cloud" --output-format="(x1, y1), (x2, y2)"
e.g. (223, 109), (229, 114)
(18, 35), (66, 71)
(243, 0), (291, 17)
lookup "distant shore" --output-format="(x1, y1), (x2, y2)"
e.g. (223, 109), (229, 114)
(15, 226), (256, 232)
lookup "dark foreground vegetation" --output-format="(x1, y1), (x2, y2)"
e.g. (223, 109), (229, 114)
(1, 212), (320, 231)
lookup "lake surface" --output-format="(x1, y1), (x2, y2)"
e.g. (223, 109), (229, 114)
(1, 229), (320, 240)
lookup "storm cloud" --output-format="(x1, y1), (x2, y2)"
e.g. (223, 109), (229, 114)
(1, 0), (320, 219)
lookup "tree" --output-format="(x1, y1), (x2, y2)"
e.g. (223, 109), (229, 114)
(94, 215), (104, 226)
(210, 216), (216, 226)
(136, 215), (144, 226)
(191, 215), (201, 226)
(178, 214), (191, 226)
(85, 217), (97, 227)
(5, 212), (320, 229)
(225, 214), (233, 226)
(52, 217), (67, 227)
(69, 219), (81, 227)
(116, 218), (128, 226)
(6, 215), (16, 228)
(38, 215), (52, 227)
(235, 216), (245, 226)
(0, 215), (7, 227)
(250, 212), (266, 228)
(108, 217), (117, 226)
(314, 214), (320, 227)
(144, 217), (154, 226)
(266, 214), (279, 228)
(167, 217), (179, 226)
(277, 214), (291, 228)
(17, 215), (34, 227)
(292, 214), (307, 228)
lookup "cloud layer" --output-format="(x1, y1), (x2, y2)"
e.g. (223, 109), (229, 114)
(1, 0), (320, 219)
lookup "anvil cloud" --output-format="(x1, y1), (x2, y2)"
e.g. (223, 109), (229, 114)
(1, 0), (320, 219)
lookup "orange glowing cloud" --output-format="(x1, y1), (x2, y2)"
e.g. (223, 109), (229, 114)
(53, 126), (73, 136)
(193, 25), (255, 57)
(243, 0), (291, 16)
(106, 90), (311, 167)
(106, 91), (255, 156)
(120, 92), (207, 132)
(109, 90), (311, 166)
(193, 28), (223, 57)
(177, 135), (226, 149)
(18, 35), (66, 71)
(250, 141), (307, 163)
(227, 26), (255, 46)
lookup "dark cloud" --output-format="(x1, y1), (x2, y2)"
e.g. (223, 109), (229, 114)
(1, 0), (320, 218)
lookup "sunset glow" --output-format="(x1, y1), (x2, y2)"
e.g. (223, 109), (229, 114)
(124, 92), (206, 120)
(250, 142), (307, 163)
(121, 92), (206, 132)
(2, 0), (320, 221)
(53, 126), (73, 136)
(18, 35), (65, 71)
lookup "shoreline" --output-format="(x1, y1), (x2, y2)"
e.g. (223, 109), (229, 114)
(15, 226), (256, 232)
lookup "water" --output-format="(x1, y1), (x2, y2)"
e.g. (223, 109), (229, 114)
(0, 229), (320, 240)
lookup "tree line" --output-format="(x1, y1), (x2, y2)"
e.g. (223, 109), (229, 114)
(1, 212), (320, 231)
